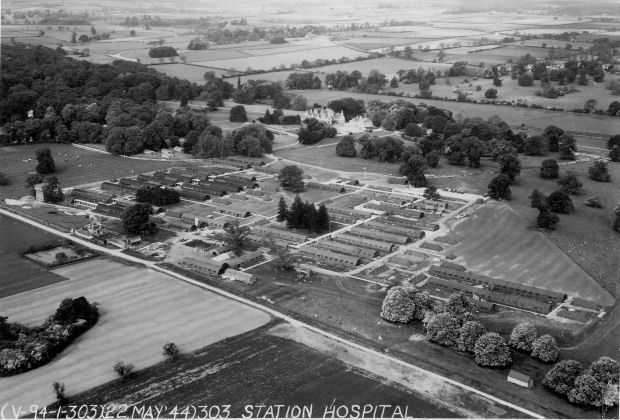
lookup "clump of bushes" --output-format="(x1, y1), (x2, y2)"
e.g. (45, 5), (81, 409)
(0, 297), (99, 376)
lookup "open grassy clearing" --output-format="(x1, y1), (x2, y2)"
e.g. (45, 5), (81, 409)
(0, 215), (70, 298)
(0, 144), (198, 199)
(374, 26), (487, 38)
(64, 324), (459, 418)
(0, 259), (271, 409)
(290, 89), (620, 136)
(442, 201), (614, 306)
(507, 39), (594, 49)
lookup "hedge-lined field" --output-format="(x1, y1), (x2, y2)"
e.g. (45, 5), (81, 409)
(0, 259), (271, 409)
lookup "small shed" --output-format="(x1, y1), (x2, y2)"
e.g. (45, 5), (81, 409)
(507, 370), (533, 388)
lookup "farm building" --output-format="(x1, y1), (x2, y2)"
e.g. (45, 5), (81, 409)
(224, 250), (263, 269)
(210, 244), (232, 256)
(138, 174), (176, 187)
(208, 158), (245, 170)
(178, 258), (225, 276)
(70, 189), (114, 205)
(329, 212), (358, 224)
(214, 206), (251, 218)
(413, 200), (449, 212)
(119, 177), (159, 189)
(364, 220), (426, 239)
(466, 297), (497, 312)
(222, 268), (257, 285)
(219, 175), (259, 189)
(363, 203), (424, 220)
(325, 205), (370, 220)
(387, 176), (407, 184)
(571, 298), (602, 311)
(349, 226), (411, 245)
(254, 166), (279, 175)
(209, 217), (236, 230)
(338, 178), (360, 186)
(382, 215), (439, 231)
(428, 266), (566, 304)
(178, 189), (211, 201)
(93, 203), (128, 218)
(101, 182), (139, 196)
(166, 220), (197, 232)
(300, 245), (362, 267)
(315, 240), (378, 259)
(182, 183), (228, 196)
(507, 371), (534, 389)
(334, 233), (397, 253)
(245, 233), (291, 249)
(306, 182), (346, 193)
(245, 189), (265, 197)
(253, 225), (308, 243)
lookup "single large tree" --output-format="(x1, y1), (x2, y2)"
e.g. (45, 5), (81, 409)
(399, 154), (428, 187)
(588, 161), (611, 182)
(474, 333), (512, 368)
(547, 190), (573, 213)
(499, 154), (521, 182)
(540, 159), (559, 179)
(279, 165), (304, 192)
(425, 312), (460, 346)
(35, 147), (56, 175)
(543, 359), (584, 396)
(457, 320), (486, 353)
(529, 189), (547, 209)
(567, 374), (604, 406)
(531, 334), (560, 363)
(287, 195), (305, 229)
(543, 125), (564, 152)
(508, 322), (537, 352)
(380, 285), (418, 323)
(558, 133), (577, 160)
(487, 174), (512, 200)
(587, 357), (619, 384)
(558, 170), (582, 195)
(122, 203), (153, 235)
(317, 203), (330, 232)
(229, 105), (247, 122)
(223, 220), (249, 256)
(42, 176), (64, 203)
(276, 197), (289, 222)
(335, 135), (357, 157)
(537, 206), (560, 230)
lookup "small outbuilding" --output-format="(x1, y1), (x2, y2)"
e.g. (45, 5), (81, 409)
(507, 370), (533, 388)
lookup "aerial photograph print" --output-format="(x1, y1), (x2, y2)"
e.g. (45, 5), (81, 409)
(0, 0), (619, 418)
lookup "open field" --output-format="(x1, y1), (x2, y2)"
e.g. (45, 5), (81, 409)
(290, 89), (620, 136)
(385, 72), (620, 111)
(441, 201), (615, 306)
(64, 323), (460, 418)
(0, 215), (69, 298)
(193, 45), (368, 72)
(0, 259), (271, 409)
(507, 160), (620, 296)
(0, 144), (197, 199)
(149, 63), (236, 82)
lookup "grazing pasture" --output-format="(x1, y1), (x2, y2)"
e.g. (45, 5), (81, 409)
(441, 201), (615, 307)
(0, 259), (271, 409)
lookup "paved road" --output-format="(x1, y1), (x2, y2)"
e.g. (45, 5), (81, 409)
(0, 207), (544, 419)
